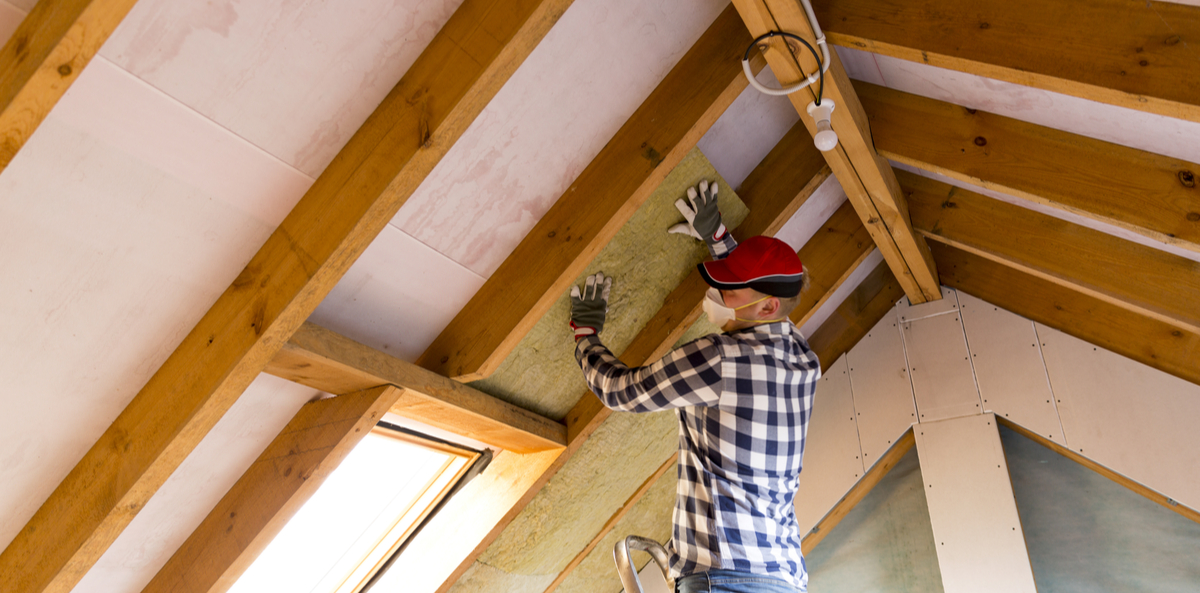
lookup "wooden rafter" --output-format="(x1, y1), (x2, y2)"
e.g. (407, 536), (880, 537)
(902, 171), (1200, 336)
(0, 0), (573, 590)
(808, 260), (905, 372)
(142, 386), (404, 593)
(264, 322), (566, 454)
(437, 120), (828, 591)
(0, 0), (140, 170)
(932, 243), (1200, 388)
(815, 0), (1200, 123)
(789, 199), (874, 327)
(856, 81), (1200, 255)
(418, 5), (765, 381)
(730, 0), (941, 304)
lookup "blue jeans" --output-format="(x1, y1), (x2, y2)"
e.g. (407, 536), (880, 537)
(675, 569), (801, 593)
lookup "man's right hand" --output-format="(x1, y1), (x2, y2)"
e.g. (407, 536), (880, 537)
(668, 180), (726, 244)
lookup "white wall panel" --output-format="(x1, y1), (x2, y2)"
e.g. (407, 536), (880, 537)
(915, 414), (1036, 593)
(1038, 325), (1200, 510)
(795, 357), (865, 534)
(903, 300), (982, 423)
(774, 175), (847, 254)
(846, 311), (915, 468)
(697, 67), (799, 191)
(957, 293), (1064, 442)
(895, 286), (959, 322)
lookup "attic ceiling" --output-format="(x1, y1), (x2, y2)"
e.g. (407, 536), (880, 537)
(0, 0), (1197, 592)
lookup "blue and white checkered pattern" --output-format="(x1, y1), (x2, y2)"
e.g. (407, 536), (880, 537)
(574, 320), (820, 590)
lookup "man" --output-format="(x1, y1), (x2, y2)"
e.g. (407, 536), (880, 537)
(569, 180), (821, 593)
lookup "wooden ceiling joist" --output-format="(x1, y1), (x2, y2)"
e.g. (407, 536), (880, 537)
(789, 199), (874, 327)
(730, 0), (941, 305)
(932, 243), (1200, 389)
(0, 0), (140, 171)
(807, 259), (905, 372)
(903, 171), (1200, 336)
(265, 322), (566, 454)
(856, 81), (1200, 255)
(814, 0), (1200, 123)
(438, 121), (829, 590)
(142, 386), (403, 593)
(0, 0), (573, 589)
(418, 4), (764, 382)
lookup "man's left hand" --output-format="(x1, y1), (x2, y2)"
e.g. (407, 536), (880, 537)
(570, 272), (612, 340)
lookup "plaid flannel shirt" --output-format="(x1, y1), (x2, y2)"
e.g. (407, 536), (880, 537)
(573, 234), (820, 589)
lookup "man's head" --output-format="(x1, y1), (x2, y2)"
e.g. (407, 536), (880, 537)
(698, 236), (807, 331)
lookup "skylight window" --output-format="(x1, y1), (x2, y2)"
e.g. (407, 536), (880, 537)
(229, 425), (478, 593)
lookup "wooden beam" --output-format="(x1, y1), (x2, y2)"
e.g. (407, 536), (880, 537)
(998, 418), (1200, 525)
(0, 1), (572, 590)
(544, 452), (677, 593)
(815, 0), (1200, 123)
(808, 260), (904, 372)
(0, 0), (140, 170)
(902, 171), (1200, 336)
(264, 322), (566, 453)
(418, 5), (765, 381)
(931, 243), (1200, 388)
(789, 199), (874, 327)
(141, 385), (404, 593)
(437, 120), (828, 590)
(730, 0), (941, 304)
(856, 81), (1200, 254)
(802, 428), (913, 554)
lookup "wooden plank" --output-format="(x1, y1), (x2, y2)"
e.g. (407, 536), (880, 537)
(802, 428), (914, 554)
(815, 0), (1200, 123)
(998, 418), (1200, 525)
(730, 0), (941, 304)
(789, 200), (874, 326)
(0, 0), (140, 170)
(931, 243), (1200, 388)
(902, 170), (1200, 335)
(418, 5), (763, 381)
(915, 414), (1037, 593)
(857, 82), (1200, 254)
(437, 120), (829, 591)
(264, 322), (566, 454)
(0, 1), (573, 590)
(808, 260), (906, 372)
(141, 385), (403, 593)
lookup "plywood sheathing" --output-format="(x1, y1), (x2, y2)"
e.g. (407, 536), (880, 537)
(556, 461), (678, 593)
(469, 149), (748, 420)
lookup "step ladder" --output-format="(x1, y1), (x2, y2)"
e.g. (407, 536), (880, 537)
(613, 535), (670, 593)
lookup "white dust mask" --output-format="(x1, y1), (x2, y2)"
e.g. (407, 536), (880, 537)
(702, 287), (785, 327)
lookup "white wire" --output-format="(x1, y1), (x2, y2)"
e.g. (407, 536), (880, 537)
(742, 0), (831, 97)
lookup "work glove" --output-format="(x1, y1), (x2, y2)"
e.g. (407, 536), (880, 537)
(668, 180), (726, 244)
(569, 272), (612, 340)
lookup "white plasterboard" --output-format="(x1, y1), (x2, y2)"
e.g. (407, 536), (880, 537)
(845, 309), (916, 468)
(957, 293), (1064, 442)
(895, 286), (959, 322)
(774, 174), (848, 253)
(915, 414), (1037, 593)
(697, 66), (800, 191)
(795, 356), (867, 534)
(902, 305), (983, 423)
(1038, 325), (1200, 510)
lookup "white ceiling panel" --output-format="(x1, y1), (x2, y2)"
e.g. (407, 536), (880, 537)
(391, 0), (729, 277)
(100, 0), (465, 177)
(774, 174), (847, 252)
(75, 374), (319, 593)
(310, 225), (486, 362)
(697, 67), (800, 191)
(0, 0), (24, 43)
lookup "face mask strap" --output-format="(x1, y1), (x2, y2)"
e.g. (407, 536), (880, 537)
(730, 295), (786, 324)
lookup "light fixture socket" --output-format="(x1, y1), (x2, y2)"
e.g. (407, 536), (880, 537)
(806, 100), (838, 151)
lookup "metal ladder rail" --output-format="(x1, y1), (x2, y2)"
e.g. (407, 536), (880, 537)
(613, 535), (670, 593)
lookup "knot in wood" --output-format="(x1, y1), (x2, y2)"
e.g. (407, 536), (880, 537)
(1180, 170), (1196, 188)
(973, 136), (987, 146)
(57, 63), (71, 77)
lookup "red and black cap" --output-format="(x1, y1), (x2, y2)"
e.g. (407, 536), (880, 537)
(698, 235), (805, 297)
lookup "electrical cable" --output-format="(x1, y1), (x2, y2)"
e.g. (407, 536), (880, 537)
(742, 31), (825, 103)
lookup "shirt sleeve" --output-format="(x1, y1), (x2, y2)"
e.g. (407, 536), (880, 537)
(574, 335), (724, 413)
(707, 232), (738, 260)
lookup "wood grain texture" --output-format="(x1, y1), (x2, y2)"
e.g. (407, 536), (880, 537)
(731, 0), (941, 304)
(816, 0), (1200, 122)
(142, 386), (403, 593)
(932, 243), (1200, 388)
(789, 200), (874, 327)
(418, 5), (761, 381)
(856, 81), (1200, 253)
(436, 120), (828, 591)
(801, 428), (914, 554)
(808, 260), (905, 372)
(0, 0), (139, 170)
(902, 171), (1200, 335)
(264, 323), (566, 453)
(0, 0), (574, 590)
